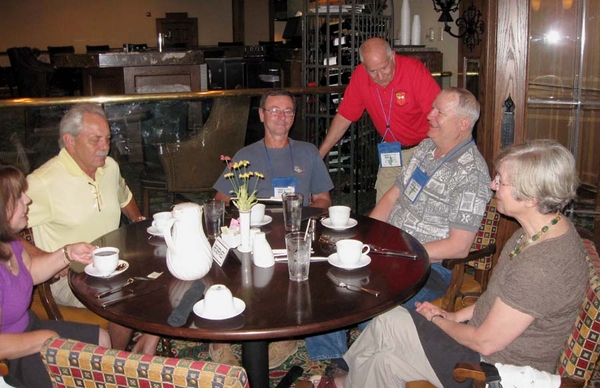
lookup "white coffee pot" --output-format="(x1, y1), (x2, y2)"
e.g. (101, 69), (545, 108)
(164, 202), (212, 280)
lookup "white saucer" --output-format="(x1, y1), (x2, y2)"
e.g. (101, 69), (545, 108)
(321, 218), (358, 230)
(84, 260), (129, 278)
(147, 226), (164, 237)
(327, 253), (371, 270)
(251, 215), (273, 227)
(192, 298), (246, 320)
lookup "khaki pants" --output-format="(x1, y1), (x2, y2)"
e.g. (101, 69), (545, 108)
(50, 276), (85, 308)
(344, 307), (443, 388)
(375, 146), (417, 203)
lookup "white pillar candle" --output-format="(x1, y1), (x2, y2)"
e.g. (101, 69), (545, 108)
(400, 0), (411, 46)
(411, 14), (421, 46)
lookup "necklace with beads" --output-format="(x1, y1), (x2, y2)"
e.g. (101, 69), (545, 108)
(509, 214), (561, 260)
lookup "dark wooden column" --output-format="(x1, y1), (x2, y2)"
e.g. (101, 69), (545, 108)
(232, 0), (245, 43)
(478, 0), (529, 268)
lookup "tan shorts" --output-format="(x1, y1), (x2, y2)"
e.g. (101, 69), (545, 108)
(50, 276), (85, 308)
(375, 146), (417, 203)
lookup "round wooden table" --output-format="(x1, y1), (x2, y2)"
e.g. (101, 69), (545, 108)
(70, 206), (430, 387)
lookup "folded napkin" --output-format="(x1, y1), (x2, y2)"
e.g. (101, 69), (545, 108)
(167, 280), (206, 327)
(494, 363), (560, 388)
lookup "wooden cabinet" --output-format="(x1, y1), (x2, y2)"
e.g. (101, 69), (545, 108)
(156, 13), (198, 49)
(123, 65), (201, 94)
(393, 48), (443, 73)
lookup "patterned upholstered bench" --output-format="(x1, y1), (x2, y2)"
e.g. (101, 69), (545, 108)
(41, 338), (249, 388)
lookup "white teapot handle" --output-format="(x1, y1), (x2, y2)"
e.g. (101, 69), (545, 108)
(162, 216), (177, 254)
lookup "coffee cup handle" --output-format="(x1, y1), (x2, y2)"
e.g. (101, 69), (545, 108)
(362, 245), (371, 255)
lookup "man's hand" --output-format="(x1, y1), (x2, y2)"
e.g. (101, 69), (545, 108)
(318, 114), (353, 158)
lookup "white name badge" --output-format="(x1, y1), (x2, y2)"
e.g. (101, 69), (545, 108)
(403, 167), (429, 203)
(212, 238), (231, 267)
(378, 142), (402, 168)
(273, 186), (295, 198)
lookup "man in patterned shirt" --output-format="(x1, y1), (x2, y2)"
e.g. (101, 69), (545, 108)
(371, 86), (491, 304)
(305, 87), (491, 369)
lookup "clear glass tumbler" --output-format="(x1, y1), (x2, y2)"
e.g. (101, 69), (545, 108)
(285, 231), (311, 282)
(203, 199), (225, 239)
(282, 192), (303, 232)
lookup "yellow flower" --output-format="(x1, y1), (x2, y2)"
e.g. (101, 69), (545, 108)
(221, 156), (264, 211)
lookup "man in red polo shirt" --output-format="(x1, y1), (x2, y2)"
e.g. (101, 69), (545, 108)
(318, 37), (440, 202)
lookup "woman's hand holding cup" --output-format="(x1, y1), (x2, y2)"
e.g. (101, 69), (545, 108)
(64, 243), (96, 265)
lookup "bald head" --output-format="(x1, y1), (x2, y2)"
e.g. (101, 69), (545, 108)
(359, 38), (395, 87)
(359, 38), (393, 63)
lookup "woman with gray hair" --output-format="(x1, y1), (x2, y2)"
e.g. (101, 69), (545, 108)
(324, 140), (588, 388)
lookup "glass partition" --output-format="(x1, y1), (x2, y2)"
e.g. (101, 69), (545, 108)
(2, 88), (386, 214)
(527, 0), (600, 189)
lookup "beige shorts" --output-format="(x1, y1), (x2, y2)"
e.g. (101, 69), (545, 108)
(50, 276), (85, 308)
(375, 146), (417, 203)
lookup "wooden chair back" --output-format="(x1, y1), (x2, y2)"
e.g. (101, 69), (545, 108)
(435, 198), (500, 312)
(19, 227), (109, 328)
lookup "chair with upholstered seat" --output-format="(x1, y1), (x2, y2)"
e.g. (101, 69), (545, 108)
(406, 199), (499, 388)
(453, 362), (585, 387)
(7, 46), (76, 98)
(47, 46), (81, 96)
(47, 46), (74, 62)
(139, 95), (252, 216)
(432, 198), (500, 312)
(7, 47), (55, 98)
(41, 337), (249, 388)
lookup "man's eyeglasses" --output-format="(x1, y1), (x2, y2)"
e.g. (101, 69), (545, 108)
(262, 107), (295, 117)
(493, 174), (511, 188)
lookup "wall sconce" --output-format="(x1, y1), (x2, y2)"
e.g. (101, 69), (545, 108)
(531, 0), (574, 11)
(431, 0), (485, 52)
(562, 0), (573, 9)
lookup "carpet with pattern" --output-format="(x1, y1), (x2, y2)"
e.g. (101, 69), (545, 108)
(156, 334), (600, 388)
(165, 339), (328, 387)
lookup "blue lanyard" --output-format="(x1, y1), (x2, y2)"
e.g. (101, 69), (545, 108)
(376, 88), (398, 143)
(264, 140), (295, 178)
(417, 139), (474, 178)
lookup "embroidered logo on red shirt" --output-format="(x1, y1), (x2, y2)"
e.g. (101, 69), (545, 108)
(395, 92), (407, 106)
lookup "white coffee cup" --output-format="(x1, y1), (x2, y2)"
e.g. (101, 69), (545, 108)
(329, 205), (351, 227)
(152, 211), (172, 232)
(251, 203), (266, 224)
(336, 239), (370, 265)
(92, 247), (120, 276)
(203, 284), (236, 317)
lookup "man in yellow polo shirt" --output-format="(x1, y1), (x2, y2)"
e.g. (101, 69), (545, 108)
(24, 103), (157, 353)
